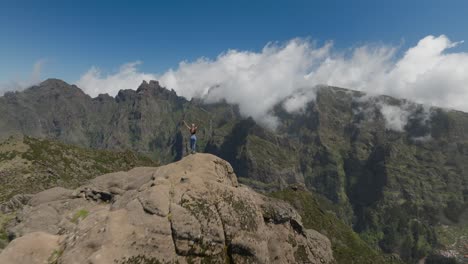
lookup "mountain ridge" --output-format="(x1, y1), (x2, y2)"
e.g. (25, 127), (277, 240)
(0, 78), (466, 262)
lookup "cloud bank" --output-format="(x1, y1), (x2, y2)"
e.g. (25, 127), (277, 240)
(75, 35), (468, 129)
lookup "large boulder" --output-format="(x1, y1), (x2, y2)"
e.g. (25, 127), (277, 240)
(0, 154), (334, 264)
(0, 232), (61, 264)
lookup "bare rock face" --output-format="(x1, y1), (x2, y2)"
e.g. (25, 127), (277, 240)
(0, 154), (334, 264)
(0, 232), (61, 263)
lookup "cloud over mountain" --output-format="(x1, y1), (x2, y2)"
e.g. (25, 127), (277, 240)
(73, 35), (468, 128)
(0, 59), (46, 94)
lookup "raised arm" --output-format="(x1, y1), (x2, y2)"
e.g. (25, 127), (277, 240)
(183, 120), (190, 129)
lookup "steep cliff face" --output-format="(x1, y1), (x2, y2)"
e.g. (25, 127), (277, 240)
(207, 87), (467, 262)
(275, 88), (467, 262)
(0, 79), (466, 262)
(0, 154), (335, 264)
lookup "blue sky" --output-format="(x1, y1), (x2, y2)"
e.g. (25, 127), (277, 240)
(2, 0), (468, 83)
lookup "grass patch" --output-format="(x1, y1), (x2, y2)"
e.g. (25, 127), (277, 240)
(0, 212), (15, 249)
(48, 248), (63, 264)
(0, 136), (158, 203)
(71, 209), (89, 223)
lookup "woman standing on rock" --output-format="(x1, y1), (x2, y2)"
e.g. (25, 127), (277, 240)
(183, 120), (198, 154)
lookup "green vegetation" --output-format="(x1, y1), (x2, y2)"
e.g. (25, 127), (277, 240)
(434, 224), (468, 263)
(196, 88), (466, 262)
(71, 209), (89, 223)
(270, 189), (403, 264)
(425, 254), (458, 264)
(47, 248), (64, 264)
(247, 134), (297, 169)
(0, 150), (19, 161)
(114, 255), (169, 264)
(0, 213), (15, 249)
(435, 224), (468, 247)
(0, 136), (157, 203)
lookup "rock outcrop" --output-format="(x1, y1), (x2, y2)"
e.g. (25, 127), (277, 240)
(0, 154), (334, 264)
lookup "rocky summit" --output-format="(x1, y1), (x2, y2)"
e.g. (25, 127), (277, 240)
(0, 154), (334, 264)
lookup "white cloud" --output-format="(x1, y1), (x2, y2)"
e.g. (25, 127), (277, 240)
(411, 135), (432, 142)
(378, 103), (411, 132)
(357, 97), (435, 133)
(158, 39), (332, 128)
(0, 59), (46, 94)
(283, 88), (318, 113)
(75, 35), (468, 130)
(77, 61), (157, 97)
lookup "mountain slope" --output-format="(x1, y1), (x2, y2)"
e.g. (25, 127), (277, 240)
(270, 188), (403, 264)
(0, 136), (157, 204)
(0, 79), (466, 262)
(209, 88), (467, 262)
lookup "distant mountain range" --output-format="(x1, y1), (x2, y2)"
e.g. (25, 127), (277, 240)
(0, 78), (466, 263)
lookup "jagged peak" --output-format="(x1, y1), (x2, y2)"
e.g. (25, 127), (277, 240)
(93, 93), (114, 102)
(136, 80), (178, 97)
(136, 80), (162, 91)
(114, 80), (185, 103)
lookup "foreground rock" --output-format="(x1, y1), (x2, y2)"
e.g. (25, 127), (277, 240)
(0, 232), (61, 263)
(0, 154), (334, 264)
